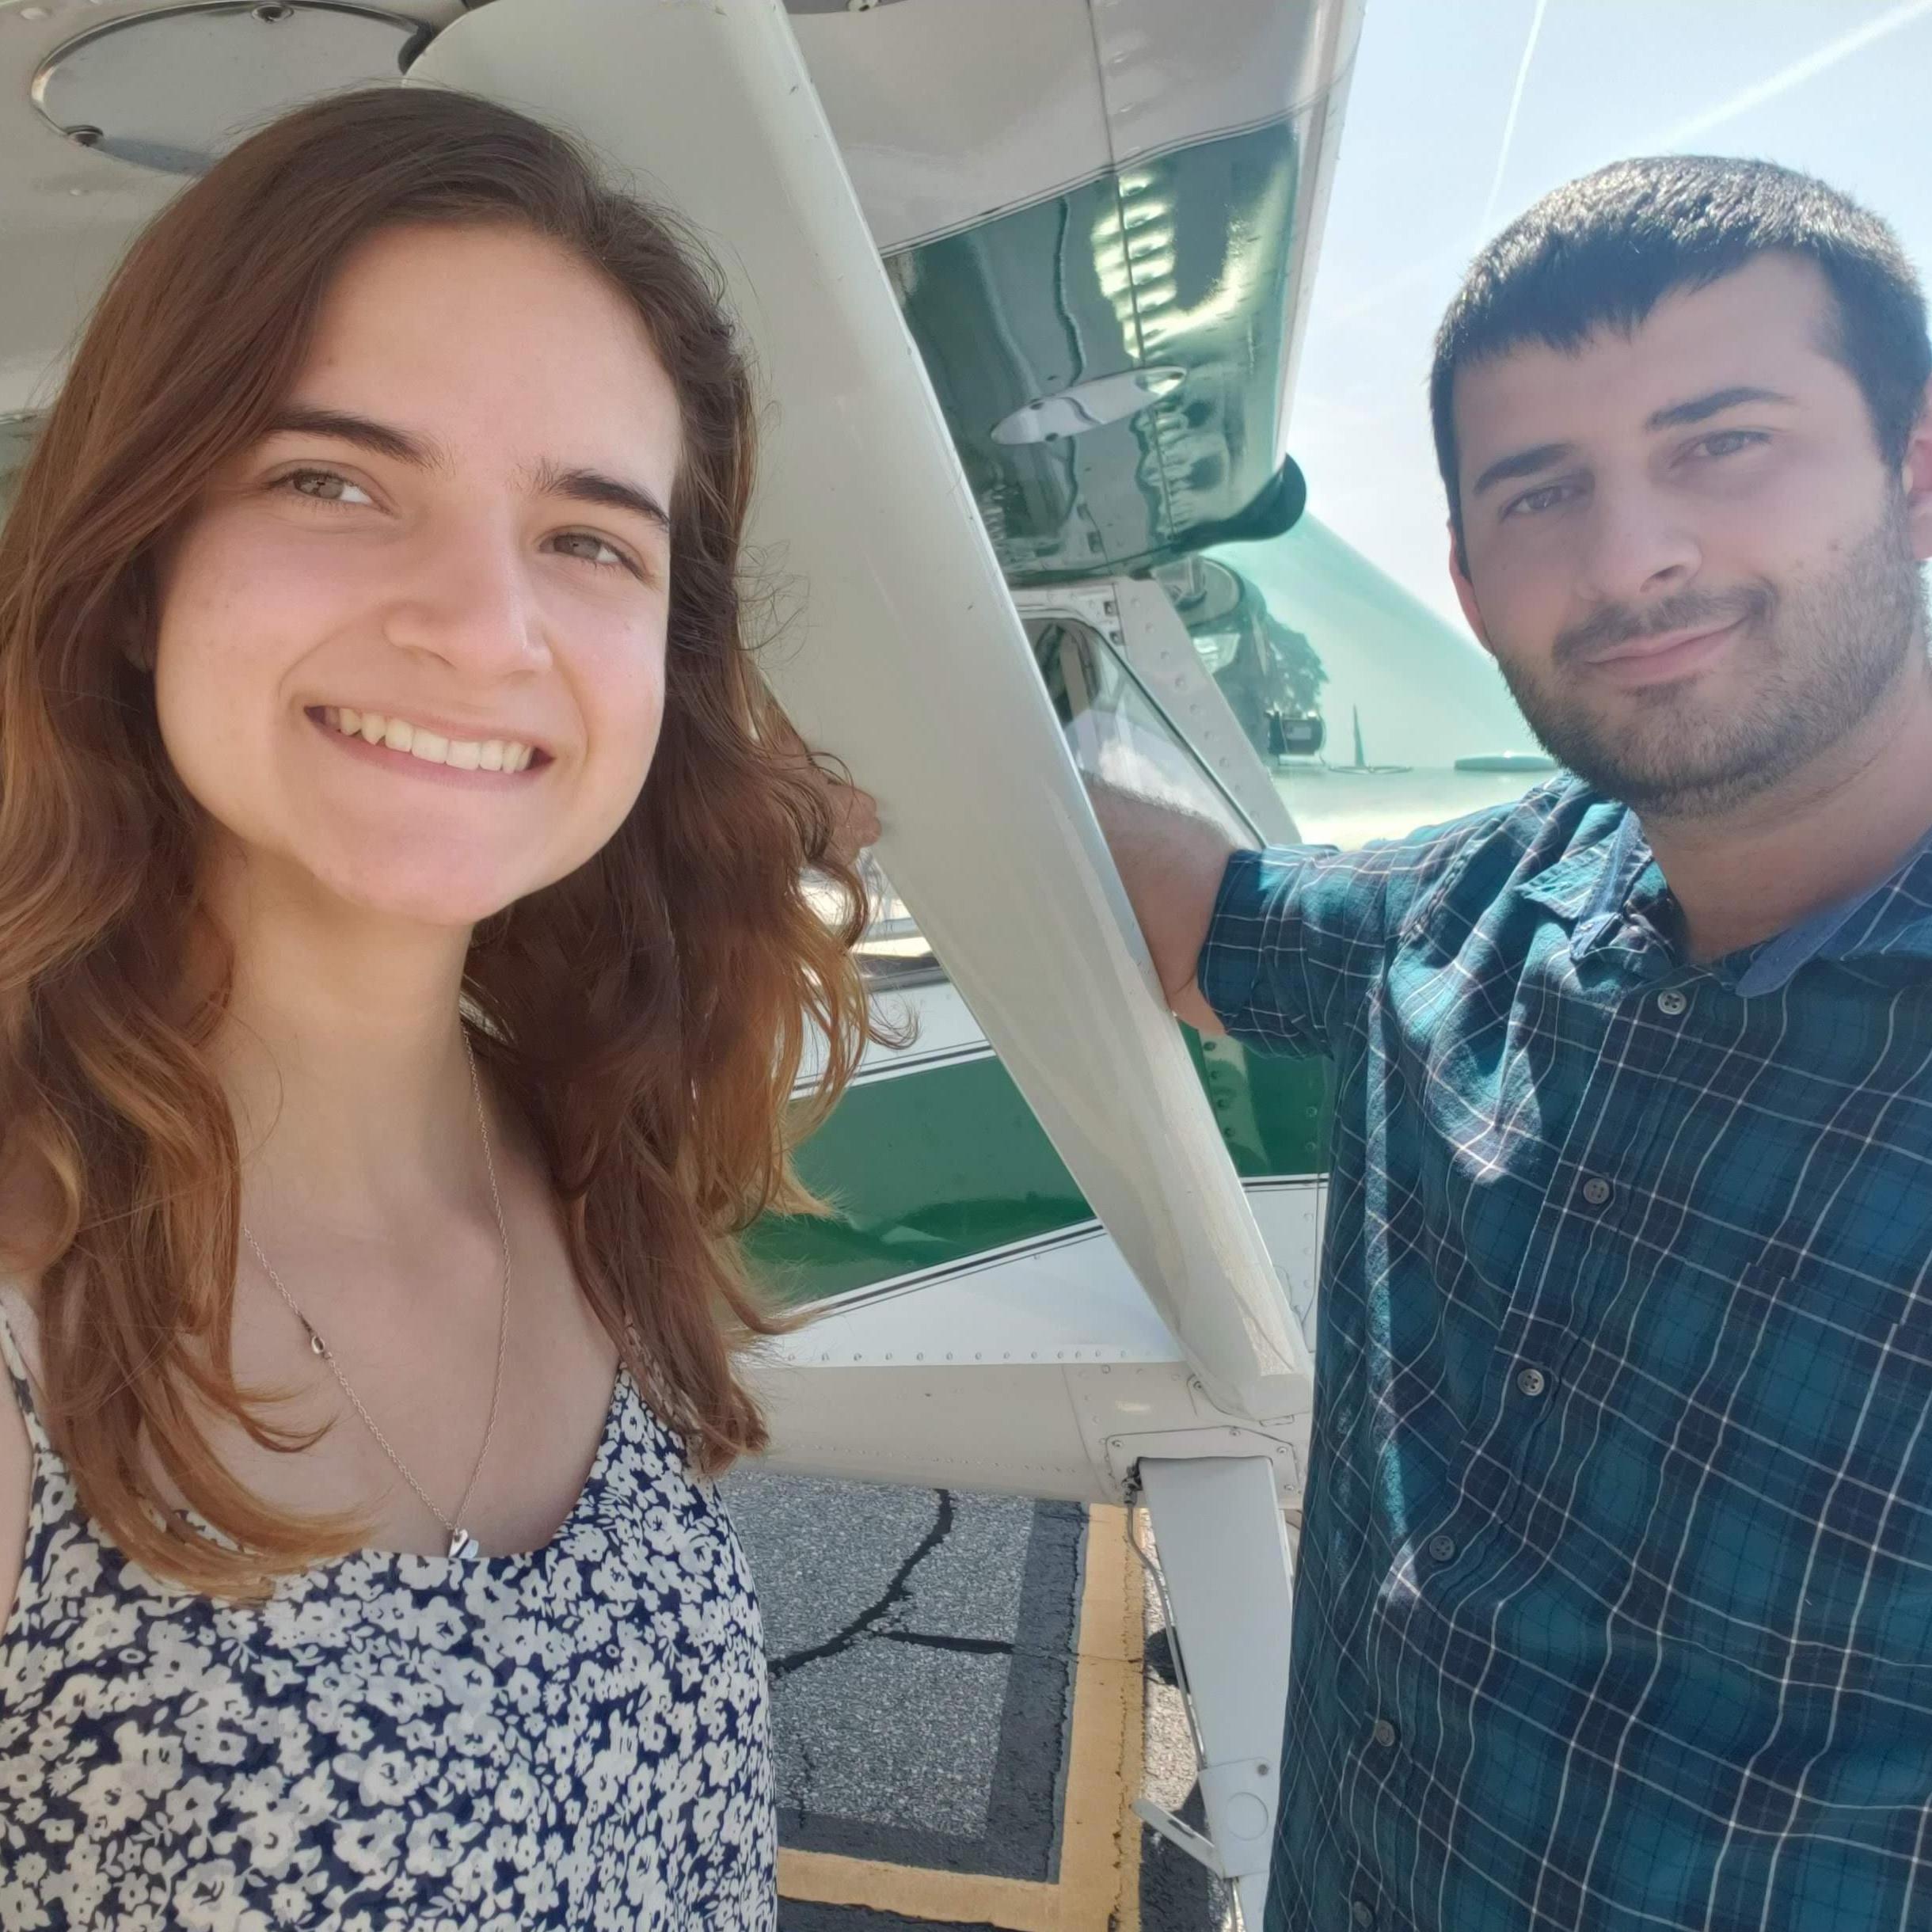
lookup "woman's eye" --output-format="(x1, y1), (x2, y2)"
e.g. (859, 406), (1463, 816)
(277, 467), (374, 508)
(550, 531), (637, 575)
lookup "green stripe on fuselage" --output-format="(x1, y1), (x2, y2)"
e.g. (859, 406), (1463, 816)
(749, 1031), (1328, 1306)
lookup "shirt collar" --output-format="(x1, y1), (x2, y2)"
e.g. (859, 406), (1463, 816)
(1734, 820), (1932, 993)
(1516, 791), (1932, 991)
(1513, 799), (1645, 926)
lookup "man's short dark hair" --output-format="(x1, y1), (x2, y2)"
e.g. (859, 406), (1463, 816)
(1431, 156), (1932, 556)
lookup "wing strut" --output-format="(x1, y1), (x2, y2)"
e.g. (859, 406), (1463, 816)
(414, 0), (1310, 1418)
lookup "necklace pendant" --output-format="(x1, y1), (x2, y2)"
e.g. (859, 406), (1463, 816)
(306, 1325), (327, 1359)
(447, 1527), (477, 1559)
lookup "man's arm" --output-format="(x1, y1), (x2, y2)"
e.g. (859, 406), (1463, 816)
(1086, 781), (1244, 1035)
(804, 768), (1245, 1033)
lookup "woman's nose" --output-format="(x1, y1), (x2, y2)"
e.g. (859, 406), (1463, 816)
(379, 523), (551, 680)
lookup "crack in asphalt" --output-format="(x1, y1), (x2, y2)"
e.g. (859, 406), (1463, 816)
(875, 1630), (1014, 1658)
(770, 1489), (1013, 1680)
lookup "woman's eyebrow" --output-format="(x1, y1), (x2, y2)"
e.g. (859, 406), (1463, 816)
(259, 408), (670, 534)
(528, 459), (671, 537)
(264, 405), (435, 466)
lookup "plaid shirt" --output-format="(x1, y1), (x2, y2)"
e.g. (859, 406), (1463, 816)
(1199, 780), (1932, 1932)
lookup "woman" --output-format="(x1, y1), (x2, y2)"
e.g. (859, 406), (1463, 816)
(0, 85), (877, 1929)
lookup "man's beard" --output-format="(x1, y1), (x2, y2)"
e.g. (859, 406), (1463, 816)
(1493, 503), (1929, 820)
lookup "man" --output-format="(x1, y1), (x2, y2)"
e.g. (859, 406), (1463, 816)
(1098, 156), (1932, 1930)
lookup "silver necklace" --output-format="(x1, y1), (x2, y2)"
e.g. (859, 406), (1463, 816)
(241, 1032), (512, 1559)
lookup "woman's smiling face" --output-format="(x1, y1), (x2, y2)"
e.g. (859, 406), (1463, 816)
(154, 220), (683, 930)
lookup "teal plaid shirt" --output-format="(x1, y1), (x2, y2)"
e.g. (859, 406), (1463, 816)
(1199, 781), (1932, 1932)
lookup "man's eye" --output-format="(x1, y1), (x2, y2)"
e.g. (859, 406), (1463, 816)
(1503, 481), (1578, 519)
(1692, 429), (1767, 460)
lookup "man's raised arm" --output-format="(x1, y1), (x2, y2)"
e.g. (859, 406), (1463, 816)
(1086, 780), (1246, 1036)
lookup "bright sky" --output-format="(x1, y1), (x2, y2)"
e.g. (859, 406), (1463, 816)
(1289, 0), (1932, 633)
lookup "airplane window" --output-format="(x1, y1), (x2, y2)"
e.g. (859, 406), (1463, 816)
(1154, 554), (1327, 769)
(842, 612), (1261, 992)
(1033, 614), (1261, 846)
(1201, 530), (1560, 852)
(850, 854), (943, 989)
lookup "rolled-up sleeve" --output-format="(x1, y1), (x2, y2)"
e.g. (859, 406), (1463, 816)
(1197, 843), (1394, 1056)
(1197, 795), (1557, 1056)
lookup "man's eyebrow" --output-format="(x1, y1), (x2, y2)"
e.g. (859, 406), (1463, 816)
(1467, 384), (1799, 500)
(1470, 441), (1577, 500)
(1645, 384), (1795, 431)
(530, 460), (671, 537)
(260, 409), (671, 535)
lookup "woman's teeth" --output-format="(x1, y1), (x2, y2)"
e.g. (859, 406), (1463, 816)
(321, 706), (535, 773)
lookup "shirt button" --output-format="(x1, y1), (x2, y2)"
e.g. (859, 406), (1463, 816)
(1517, 1366), (1548, 1398)
(1428, 1532), (1458, 1563)
(1371, 1717), (1398, 1749)
(1580, 1175), (1613, 1208)
(1656, 987), (1689, 1016)
(1352, 1902), (1376, 1929)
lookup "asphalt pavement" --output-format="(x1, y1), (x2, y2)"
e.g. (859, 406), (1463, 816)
(721, 1470), (1239, 1932)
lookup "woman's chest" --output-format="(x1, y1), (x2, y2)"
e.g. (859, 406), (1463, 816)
(192, 1224), (623, 1559)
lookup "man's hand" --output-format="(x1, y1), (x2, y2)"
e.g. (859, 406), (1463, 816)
(819, 774), (880, 871)
(770, 716), (880, 869)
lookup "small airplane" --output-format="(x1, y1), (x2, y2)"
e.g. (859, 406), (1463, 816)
(0, 2), (1549, 1919)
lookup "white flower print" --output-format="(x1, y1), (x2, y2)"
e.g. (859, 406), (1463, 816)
(493, 1763), (539, 1824)
(235, 1805), (302, 1878)
(74, 1761), (147, 1835)
(165, 1774), (225, 1837)
(405, 1813), (469, 1879)
(339, 1747), (424, 1808)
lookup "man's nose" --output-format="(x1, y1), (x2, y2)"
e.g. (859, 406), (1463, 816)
(1573, 481), (1702, 607)
(380, 521), (551, 680)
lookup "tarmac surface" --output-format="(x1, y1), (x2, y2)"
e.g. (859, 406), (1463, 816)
(721, 1470), (1242, 1932)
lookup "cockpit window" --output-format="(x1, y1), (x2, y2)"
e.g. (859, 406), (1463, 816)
(1033, 613), (1261, 846)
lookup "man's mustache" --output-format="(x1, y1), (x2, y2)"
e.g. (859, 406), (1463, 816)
(1553, 585), (1775, 667)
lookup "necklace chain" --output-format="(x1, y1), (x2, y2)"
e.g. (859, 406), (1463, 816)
(241, 1030), (512, 1558)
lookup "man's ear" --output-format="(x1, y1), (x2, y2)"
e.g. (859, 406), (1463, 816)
(1903, 375), (1932, 564)
(1447, 522), (1494, 656)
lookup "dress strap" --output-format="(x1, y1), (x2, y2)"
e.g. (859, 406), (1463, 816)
(0, 1281), (53, 1456)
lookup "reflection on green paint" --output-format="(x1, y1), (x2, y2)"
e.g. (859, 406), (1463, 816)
(749, 1033), (1328, 1306)
(1215, 515), (1535, 776)
(890, 120), (1306, 585)
(747, 1055), (1086, 1306)
(1189, 1029), (1331, 1181)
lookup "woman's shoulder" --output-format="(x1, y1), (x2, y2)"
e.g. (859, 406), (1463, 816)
(0, 1277), (36, 1641)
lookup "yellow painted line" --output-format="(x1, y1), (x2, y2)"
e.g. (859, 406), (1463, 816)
(1058, 1503), (1143, 1932)
(778, 1849), (1055, 1930)
(778, 1502), (1147, 1929)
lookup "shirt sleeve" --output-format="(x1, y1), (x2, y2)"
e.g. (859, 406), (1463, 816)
(1196, 842), (1399, 1056)
(1198, 789), (1572, 1055)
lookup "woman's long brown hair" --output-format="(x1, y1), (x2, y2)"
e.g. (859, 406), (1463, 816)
(0, 87), (881, 1595)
